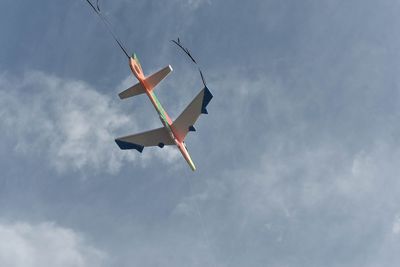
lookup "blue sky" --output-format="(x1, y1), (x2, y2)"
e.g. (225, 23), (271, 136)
(1, 0), (400, 266)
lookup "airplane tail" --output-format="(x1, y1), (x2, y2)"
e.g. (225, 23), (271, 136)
(119, 65), (173, 99)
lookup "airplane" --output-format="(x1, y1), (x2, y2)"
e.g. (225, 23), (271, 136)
(115, 54), (213, 171)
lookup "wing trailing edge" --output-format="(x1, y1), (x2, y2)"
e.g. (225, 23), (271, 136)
(115, 127), (175, 153)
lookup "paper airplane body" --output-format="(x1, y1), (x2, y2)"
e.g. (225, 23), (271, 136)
(115, 54), (213, 171)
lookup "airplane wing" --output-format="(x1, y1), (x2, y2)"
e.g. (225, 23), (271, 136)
(172, 87), (213, 141)
(115, 127), (175, 152)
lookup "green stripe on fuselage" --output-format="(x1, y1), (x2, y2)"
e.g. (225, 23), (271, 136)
(151, 91), (167, 119)
(150, 91), (174, 136)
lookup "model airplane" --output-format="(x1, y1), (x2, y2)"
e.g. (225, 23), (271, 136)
(115, 54), (213, 171)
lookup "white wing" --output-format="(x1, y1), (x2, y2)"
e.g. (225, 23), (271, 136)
(115, 127), (175, 152)
(172, 87), (213, 142)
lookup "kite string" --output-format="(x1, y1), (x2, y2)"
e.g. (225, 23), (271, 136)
(171, 38), (208, 87)
(84, 0), (130, 59)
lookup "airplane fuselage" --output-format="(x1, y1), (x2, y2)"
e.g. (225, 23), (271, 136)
(129, 57), (196, 171)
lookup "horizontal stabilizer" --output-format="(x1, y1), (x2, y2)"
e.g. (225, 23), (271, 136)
(119, 82), (146, 99)
(115, 127), (175, 152)
(172, 87), (213, 141)
(118, 65), (173, 100)
(146, 65), (173, 89)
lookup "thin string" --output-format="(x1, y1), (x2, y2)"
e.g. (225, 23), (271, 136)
(171, 38), (208, 87)
(84, 0), (130, 59)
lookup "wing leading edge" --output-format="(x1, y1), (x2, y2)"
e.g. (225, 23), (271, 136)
(172, 87), (213, 142)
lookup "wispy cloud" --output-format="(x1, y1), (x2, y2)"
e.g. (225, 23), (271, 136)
(174, 0), (211, 10)
(0, 71), (181, 174)
(0, 220), (106, 267)
(392, 215), (400, 235)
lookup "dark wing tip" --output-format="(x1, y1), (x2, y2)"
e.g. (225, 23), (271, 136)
(115, 139), (144, 153)
(201, 87), (213, 114)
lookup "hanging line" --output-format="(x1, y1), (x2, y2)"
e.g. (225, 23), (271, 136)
(171, 38), (207, 87)
(84, 0), (130, 59)
(171, 38), (197, 64)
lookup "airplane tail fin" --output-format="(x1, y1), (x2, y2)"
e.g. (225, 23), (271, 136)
(119, 65), (173, 100)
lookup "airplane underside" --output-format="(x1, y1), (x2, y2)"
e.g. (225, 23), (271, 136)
(115, 55), (212, 171)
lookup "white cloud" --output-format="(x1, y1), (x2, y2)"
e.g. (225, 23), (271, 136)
(0, 221), (105, 267)
(0, 71), (136, 173)
(392, 215), (400, 235)
(179, 0), (211, 10)
(0, 71), (182, 174)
